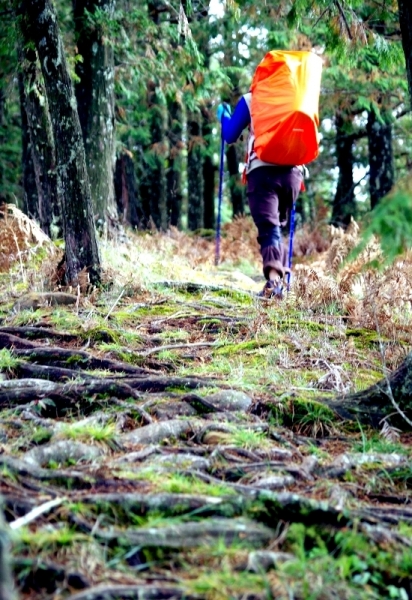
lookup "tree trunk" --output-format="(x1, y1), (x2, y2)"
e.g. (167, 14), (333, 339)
(0, 87), (5, 198)
(73, 0), (116, 228)
(18, 44), (62, 238)
(367, 109), (394, 209)
(0, 503), (15, 600)
(202, 104), (215, 230)
(22, 0), (101, 286)
(139, 84), (167, 230)
(226, 143), (245, 217)
(327, 352), (412, 430)
(187, 110), (204, 231)
(114, 150), (142, 228)
(331, 111), (356, 228)
(18, 69), (38, 221)
(166, 97), (183, 228)
(295, 193), (307, 225)
(398, 0), (412, 107)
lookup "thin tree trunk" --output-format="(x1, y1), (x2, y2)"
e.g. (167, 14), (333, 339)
(202, 104), (215, 230)
(139, 84), (167, 230)
(398, 0), (412, 107)
(18, 44), (62, 237)
(166, 97), (183, 228)
(331, 111), (356, 228)
(18, 69), (38, 221)
(21, 0), (101, 286)
(295, 193), (306, 225)
(226, 143), (244, 217)
(367, 109), (394, 209)
(0, 87), (3, 192)
(73, 0), (116, 228)
(187, 110), (204, 231)
(198, 24), (215, 230)
(139, 2), (167, 231)
(114, 150), (142, 228)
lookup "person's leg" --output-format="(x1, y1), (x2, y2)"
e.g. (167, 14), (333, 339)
(247, 166), (299, 282)
(275, 167), (303, 276)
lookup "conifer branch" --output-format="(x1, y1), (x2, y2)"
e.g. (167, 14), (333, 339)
(335, 0), (353, 40)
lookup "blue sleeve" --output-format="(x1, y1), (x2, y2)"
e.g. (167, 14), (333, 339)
(221, 97), (250, 144)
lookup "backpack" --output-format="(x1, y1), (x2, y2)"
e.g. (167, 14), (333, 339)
(250, 50), (322, 166)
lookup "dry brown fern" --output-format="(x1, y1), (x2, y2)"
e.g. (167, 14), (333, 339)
(0, 203), (57, 273)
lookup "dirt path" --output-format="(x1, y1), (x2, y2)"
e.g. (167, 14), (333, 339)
(0, 283), (411, 599)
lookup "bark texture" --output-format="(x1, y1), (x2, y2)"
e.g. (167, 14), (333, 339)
(327, 352), (412, 429)
(398, 0), (412, 107)
(0, 87), (5, 197)
(140, 84), (167, 230)
(331, 111), (356, 228)
(18, 70), (38, 222)
(114, 150), (141, 228)
(187, 110), (204, 231)
(226, 143), (245, 217)
(201, 104), (216, 230)
(367, 109), (394, 209)
(22, 0), (101, 285)
(166, 97), (184, 228)
(73, 0), (116, 227)
(18, 44), (62, 237)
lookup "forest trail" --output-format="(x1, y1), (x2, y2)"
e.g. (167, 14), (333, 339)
(0, 209), (411, 598)
(0, 249), (411, 599)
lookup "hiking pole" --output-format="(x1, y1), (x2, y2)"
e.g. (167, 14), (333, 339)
(286, 202), (296, 291)
(215, 126), (225, 266)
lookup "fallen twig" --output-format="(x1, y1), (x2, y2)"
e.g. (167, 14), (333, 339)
(9, 496), (66, 530)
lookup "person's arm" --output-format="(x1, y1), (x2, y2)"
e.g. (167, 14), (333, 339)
(219, 97), (250, 144)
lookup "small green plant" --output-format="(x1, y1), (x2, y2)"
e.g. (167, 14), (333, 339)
(15, 526), (88, 552)
(59, 422), (117, 444)
(285, 398), (337, 437)
(0, 348), (19, 371)
(160, 473), (234, 497)
(130, 469), (235, 497)
(229, 428), (272, 451)
(31, 427), (53, 445)
(49, 310), (82, 329)
(187, 568), (267, 600)
(352, 432), (410, 456)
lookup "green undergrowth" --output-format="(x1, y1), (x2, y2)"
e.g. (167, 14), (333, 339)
(353, 432), (412, 456)
(58, 421), (118, 444)
(2, 248), (412, 600)
(268, 396), (339, 437)
(276, 524), (412, 600)
(0, 348), (19, 371)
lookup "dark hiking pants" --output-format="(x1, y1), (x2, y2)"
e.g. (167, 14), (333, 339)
(247, 165), (303, 280)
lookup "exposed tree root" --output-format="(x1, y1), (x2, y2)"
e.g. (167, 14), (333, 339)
(326, 351), (412, 429)
(0, 377), (219, 412)
(13, 557), (89, 594)
(66, 585), (199, 600)
(0, 326), (78, 342)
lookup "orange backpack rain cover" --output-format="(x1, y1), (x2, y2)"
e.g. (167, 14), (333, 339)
(250, 50), (322, 166)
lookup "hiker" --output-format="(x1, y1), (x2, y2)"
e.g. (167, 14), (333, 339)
(217, 95), (304, 298)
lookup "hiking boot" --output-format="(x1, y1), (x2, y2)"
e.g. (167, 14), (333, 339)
(258, 278), (283, 299)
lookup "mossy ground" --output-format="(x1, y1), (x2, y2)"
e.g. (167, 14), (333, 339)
(1, 234), (411, 600)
